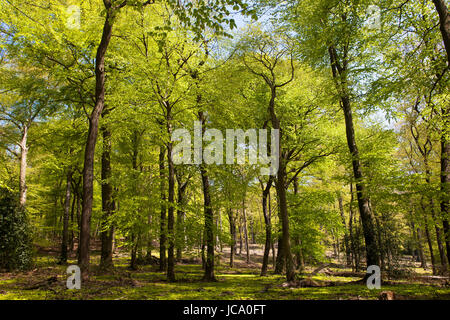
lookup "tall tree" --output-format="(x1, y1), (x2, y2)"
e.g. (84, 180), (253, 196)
(79, 0), (123, 280)
(0, 69), (52, 207)
(239, 29), (296, 281)
(431, 0), (450, 268)
(280, 0), (382, 273)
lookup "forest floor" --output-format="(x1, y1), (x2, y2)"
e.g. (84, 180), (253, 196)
(1, 243), (449, 300)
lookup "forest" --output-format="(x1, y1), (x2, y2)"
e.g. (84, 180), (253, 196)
(0, 0), (449, 301)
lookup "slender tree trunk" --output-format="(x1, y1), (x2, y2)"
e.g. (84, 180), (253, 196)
(261, 177), (273, 276)
(75, 188), (81, 260)
(238, 223), (243, 255)
(412, 221), (426, 268)
(425, 163), (448, 271)
(227, 209), (236, 268)
(19, 126), (28, 207)
(374, 215), (385, 270)
(100, 121), (114, 270)
(297, 238), (305, 271)
(242, 197), (250, 264)
(201, 229), (206, 269)
(167, 139), (176, 282)
(338, 194), (352, 266)
(431, 205), (448, 272)
(349, 183), (359, 271)
(200, 169), (214, 278)
(349, 208), (355, 271)
(219, 212), (223, 252)
(270, 192), (275, 269)
(175, 173), (188, 261)
(146, 214), (153, 259)
(251, 220), (255, 244)
(129, 131), (141, 270)
(292, 177), (304, 270)
(416, 228), (427, 268)
(200, 164), (216, 281)
(216, 215), (220, 251)
(274, 234), (285, 274)
(424, 217), (437, 275)
(159, 146), (167, 272)
(69, 191), (76, 252)
(130, 234), (139, 270)
(59, 169), (72, 264)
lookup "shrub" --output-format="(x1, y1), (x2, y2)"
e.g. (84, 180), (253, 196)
(0, 187), (33, 271)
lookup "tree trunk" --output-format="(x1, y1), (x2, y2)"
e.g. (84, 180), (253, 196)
(130, 234), (139, 270)
(100, 121), (114, 270)
(417, 228), (427, 268)
(349, 183), (359, 271)
(242, 197), (250, 264)
(238, 223), (243, 255)
(274, 234), (284, 274)
(251, 220), (255, 244)
(338, 194), (352, 266)
(275, 166), (295, 281)
(59, 169), (72, 264)
(219, 212), (223, 252)
(200, 165), (215, 280)
(412, 222), (427, 269)
(76, 188), (81, 260)
(129, 131), (141, 270)
(432, 0), (450, 66)
(69, 190), (76, 252)
(227, 209), (236, 268)
(167, 139), (176, 282)
(297, 238), (305, 271)
(201, 229), (206, 269)
(175, 172), (188, 261)
(374, 214), (385, 270)
(431, 205), (448, 272)
(261, 177), (273, 276)
(19, 126), (28, 207)
(441, 120), (450, 267)
(270, 192), (275, 269)
(424, 217), (437, 275)
(200, 164), (216, 281)
(146, 214), (153, 259)
(292, 178), (305, 271)
(159, 146), (167, 272)
(425, 162), (448, 271)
